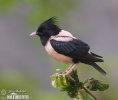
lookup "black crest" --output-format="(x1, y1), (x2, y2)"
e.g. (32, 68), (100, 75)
(43, 17), (57, 26)
(37, 17), (60, 35)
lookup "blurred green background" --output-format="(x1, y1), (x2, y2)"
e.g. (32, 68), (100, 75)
(0, 0), (118, 100)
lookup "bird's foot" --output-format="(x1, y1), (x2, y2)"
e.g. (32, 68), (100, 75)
(63, 70), (73, 76)
(63, 64), (77, 76)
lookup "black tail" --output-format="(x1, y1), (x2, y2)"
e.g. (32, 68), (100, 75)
(91, 52), (103, 58)
(85, 54), (104, 62)
(88, 62), (106, 75)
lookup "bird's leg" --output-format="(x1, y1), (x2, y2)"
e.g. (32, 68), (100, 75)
(65, 64), (77, 75)
(63, 64), (73, 75)
(63, 64), (77, 75)
(66, 64), (73, 71)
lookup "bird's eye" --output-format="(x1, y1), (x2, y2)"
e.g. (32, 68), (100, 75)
(39, 33), (44, 36)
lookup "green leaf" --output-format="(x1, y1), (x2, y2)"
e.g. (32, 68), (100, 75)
(51, 73), (68, 89)
(86, 78), (109, 91)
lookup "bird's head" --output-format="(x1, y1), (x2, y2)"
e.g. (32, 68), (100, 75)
(30, 17), (61, 46)
(30, 17), (61, 37)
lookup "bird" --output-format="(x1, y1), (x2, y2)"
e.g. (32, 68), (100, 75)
(30, 17), (106, 75)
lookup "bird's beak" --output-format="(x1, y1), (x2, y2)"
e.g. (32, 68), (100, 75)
(30, 31), (37, 36)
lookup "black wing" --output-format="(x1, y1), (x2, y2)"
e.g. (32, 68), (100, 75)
(50, 38), (90, 59)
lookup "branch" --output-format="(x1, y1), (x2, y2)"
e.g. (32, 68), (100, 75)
(51, 69), (109, 100)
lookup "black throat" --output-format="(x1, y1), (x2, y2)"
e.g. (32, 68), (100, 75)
(39, 35), (50, 46)
(38, 26), (61, 46)
(36, 17), (61, 46)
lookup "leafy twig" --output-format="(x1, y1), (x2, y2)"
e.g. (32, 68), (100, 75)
(83, 87), (97, 100)
(51, 69), (109, 100)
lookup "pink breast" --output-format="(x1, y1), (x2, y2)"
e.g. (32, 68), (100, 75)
(45, 41), (72, 63)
